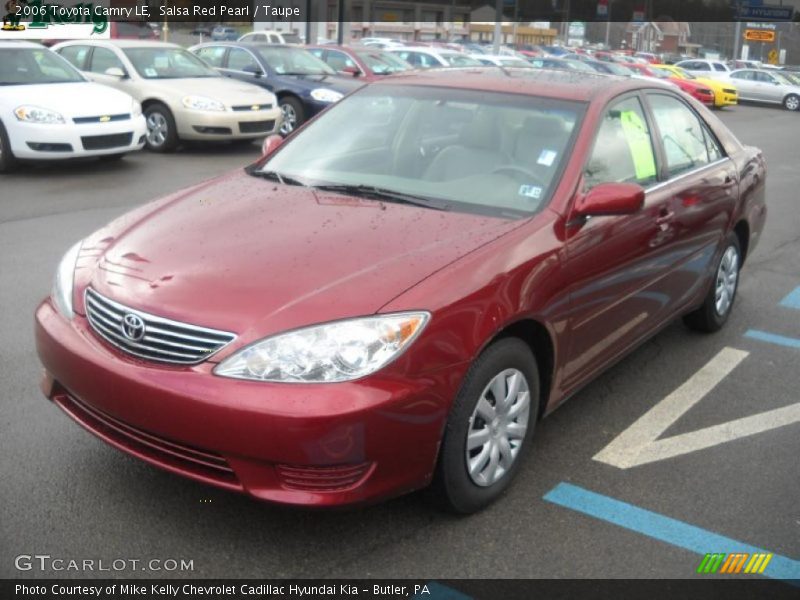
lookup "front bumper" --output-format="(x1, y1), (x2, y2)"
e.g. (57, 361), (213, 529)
(35, 300), (458, 507)
(175, 106), (282, 141)
(715, 91), (738, 107)
(9, 115), (146, 160)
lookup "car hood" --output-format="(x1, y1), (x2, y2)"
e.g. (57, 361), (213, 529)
(80, 170), (520, 344)
(140, 77), (275, 105)
(0, 81), (134, 117)
(276, 73), (363, 94)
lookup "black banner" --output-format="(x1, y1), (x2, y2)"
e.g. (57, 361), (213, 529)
(4, 579), (800, 600)
(5, 0), (800, 24)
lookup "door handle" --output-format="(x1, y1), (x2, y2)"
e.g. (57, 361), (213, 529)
(656, 210), (674, 224)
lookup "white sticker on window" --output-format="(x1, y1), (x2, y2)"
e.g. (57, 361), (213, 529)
(144, 68), (158, 77)
(519, 185), (543, 199)
(537, 149), (557, 167)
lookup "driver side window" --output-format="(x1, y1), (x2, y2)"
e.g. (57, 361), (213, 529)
(584, 96), (657, 191)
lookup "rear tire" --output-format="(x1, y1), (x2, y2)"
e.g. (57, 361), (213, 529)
(144, 103), (178, 152)
(783, 94), (800, 111)
(432, 338), (539, 514)
(684, 233), (741, 333)
(0, 120), (17, 174)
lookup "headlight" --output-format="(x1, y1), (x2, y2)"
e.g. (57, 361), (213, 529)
(214, 312), (430, 383)
(132, 99), (143, 117)
(51, 241), (82, 320)
(14, 105), (65, 124)
(182, 96), (226, 111)
(310, 88), (344, 103)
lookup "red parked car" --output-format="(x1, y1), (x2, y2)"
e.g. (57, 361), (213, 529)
(306, 45), (412, 81)
(627, 63), (715, 106)
(36, 69), (766, 513)
(648, 66), (716, 106)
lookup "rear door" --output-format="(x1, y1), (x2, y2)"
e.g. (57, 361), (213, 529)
(644, 91), (738, 310)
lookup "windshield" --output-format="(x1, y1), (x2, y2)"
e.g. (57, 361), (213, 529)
(441, 54), (483, 67)
(257, 85), (584, 217)
(255, 46), (336, 75)
(357, 50), (411, 74)
(124, 47), (219, 79)
(0, 48), (84, 85)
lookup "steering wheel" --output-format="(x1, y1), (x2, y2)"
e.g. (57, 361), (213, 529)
(491, 165), (547, 188)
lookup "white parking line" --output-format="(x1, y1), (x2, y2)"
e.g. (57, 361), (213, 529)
(593, 347), (800, 469)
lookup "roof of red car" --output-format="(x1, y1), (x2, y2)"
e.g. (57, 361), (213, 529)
(370, 67), (646, 103)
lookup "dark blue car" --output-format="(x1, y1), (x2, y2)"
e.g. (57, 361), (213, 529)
(190, 42), (363, 135)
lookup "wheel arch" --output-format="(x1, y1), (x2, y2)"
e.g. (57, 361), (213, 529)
(734, 219), (750, 265)
(488, 318), (555, 420)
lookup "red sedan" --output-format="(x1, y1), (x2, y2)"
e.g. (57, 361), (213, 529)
(306, 45), (412, 81)
(36, 69), (766, 513)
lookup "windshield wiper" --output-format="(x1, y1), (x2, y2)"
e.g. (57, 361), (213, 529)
(312, 184), (450, 211)
(250, 170), (307, 186)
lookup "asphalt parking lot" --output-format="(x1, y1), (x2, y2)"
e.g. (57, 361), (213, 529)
(1, 104), (798, 581)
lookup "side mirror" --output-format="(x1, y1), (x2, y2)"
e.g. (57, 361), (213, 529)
(341, 65), (360, 77)
(261, 134), (284, 157)
(573, 182), (645, 218)
(104, 67), (127, 78)
(243, 64), (264, 78)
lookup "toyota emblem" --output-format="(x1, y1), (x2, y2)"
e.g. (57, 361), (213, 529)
(121, 313), (146, 342)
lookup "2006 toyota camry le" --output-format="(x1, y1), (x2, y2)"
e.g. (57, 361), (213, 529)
(35, 69), (766, 513)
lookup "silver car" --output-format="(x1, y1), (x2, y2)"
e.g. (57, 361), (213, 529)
(727, 68), (800, 111)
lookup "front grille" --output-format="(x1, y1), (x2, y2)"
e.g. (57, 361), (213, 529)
(723, 88), (737, 95)
(275, 462), (374, 492)
(73, 114), (131, 124)
(81, 132), (133, 150)
(54, 391), (241, 490)
(239, 120), (275, 134)
(232, 104), (273, 112)
(84, 288), (236, 365)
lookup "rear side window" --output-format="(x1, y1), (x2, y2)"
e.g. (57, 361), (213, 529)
(648, 94), (723, 177)
(195, 46), (226, 68)
(731, 70), (753, 80)
(713, 63), (728, 72)
(325, 50), (356, 71)
(228, 48), (258, 72)
(89, 48), (124, 74)
(584, 96), (657, 190)
(58, 45), (90, 70)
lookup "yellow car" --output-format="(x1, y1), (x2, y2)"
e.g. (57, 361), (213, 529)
(652, 64), (738, 108)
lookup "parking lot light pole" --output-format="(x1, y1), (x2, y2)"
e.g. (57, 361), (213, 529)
(493, 0), (502, 54)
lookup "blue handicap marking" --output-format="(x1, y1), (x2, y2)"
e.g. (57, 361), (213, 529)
(745, 330), (800, 350)
(543, 482), (800, 584)
(779, 287), (800, 310)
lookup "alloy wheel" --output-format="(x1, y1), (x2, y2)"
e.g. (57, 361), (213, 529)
(715, 246), (739, 316)
(280, 103), (297, 135)
(465, 368), (531, 487)
(785, 95), (800, 111)
(146, 112), (168, 148)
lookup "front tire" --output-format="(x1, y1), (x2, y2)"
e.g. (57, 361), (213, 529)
(0, 119), (17, 173)
(783, 94), (800, 111)
(684, 233), (741, 333)
(432, 338), (539, 514)
(278, 96), (305, 136)
(144, 103), (178, 152)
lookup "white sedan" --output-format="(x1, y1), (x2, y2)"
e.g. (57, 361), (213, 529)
(0, 41), (146, 172)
